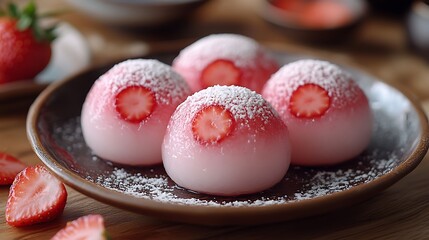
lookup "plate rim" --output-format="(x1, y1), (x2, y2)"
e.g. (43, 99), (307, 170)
(26, 49), (429, 226)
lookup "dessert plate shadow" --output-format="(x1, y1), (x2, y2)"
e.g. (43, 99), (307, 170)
(26, 50), (429, 226)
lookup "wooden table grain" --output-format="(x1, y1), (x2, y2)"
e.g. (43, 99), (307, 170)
(2, 0), (429, 239)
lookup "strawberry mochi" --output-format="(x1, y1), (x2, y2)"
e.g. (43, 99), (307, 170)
(262, 59), (373, 166)
(162, 85), (291, 196)
(81, 59), (191, 166)
(172, 34), (279, 93)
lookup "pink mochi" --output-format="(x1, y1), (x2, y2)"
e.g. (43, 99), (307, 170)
(81, 59), (191, 166)
(162, 85), (291, 196)
(262, 59), (373, 166)
(173, 34), (279, 93)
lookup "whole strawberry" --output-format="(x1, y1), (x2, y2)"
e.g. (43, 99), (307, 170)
(0, 1), (55, 84)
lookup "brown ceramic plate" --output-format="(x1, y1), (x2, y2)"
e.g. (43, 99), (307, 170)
(26, 50), (429, 226)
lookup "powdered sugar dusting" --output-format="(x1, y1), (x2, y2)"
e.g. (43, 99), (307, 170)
(264, 59), (362, 109)
(173, 34), (271, 70)
(90, 167), (170, 196)
(87, 167), (290, 206)
(84, 150), (400, 206)
(292, 150), (400, 201)
(46, 51), (420, 209)
(51, 107), (406, 207)
(100, 59), (190, 105)
(83, 59), (191, 123)
(175, 85), (279, 126)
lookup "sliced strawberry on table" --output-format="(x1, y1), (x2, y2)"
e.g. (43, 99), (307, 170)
(51, 214), (109, 240)
(288, 83), (331, 118)
(6, 165), (67, 227)
(0, 152), (26, 185)
(192, 105), (235, 145)
(201, 59), (242, 88)
(115, 86), (156, 123)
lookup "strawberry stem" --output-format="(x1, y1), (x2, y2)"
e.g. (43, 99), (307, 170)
(1, 1), (57, 42)
(7, 3), (19, 18)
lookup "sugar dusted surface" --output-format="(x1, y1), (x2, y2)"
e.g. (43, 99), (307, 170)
(262, 59), (373, 165)
(85, 150), (400, 206)
(44, 52), (419, 210)
(97, 59), (190, 106)
(264, 59), (361, 109)
(53, 116), (403, 207)
(174, 34), (263, 69)
(81, 59), (191, 165)
(172, 34), (279, 93)
(163, 85), (290, 196)
(178, 85), (278, 125)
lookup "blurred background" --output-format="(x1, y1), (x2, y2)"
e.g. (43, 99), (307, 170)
(4, 0), (429, 99)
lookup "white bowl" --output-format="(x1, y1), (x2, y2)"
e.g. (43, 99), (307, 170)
(66, 0), (209, 28)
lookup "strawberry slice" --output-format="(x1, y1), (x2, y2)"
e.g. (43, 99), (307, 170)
(51, 214), (109, 240)
(0, 152), (26, 185)
(289, 83), (331, 118)
(201, 59), (242, 88)
(115, 86), (156, 123)
(192, 105), (235, 145)
(6, 165), (67, 227)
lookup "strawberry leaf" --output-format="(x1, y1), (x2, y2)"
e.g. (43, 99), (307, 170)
(22, 1), (36, 17)
(44, 24), (57, 42)
(7, 3), (19, 18)
(17, 15), (32, 30)
(2, 1), (57, 42)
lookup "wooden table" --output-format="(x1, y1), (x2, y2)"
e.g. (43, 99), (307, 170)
(2, 0), (429, 239)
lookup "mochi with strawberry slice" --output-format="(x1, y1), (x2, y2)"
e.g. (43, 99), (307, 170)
(162, 85), (291, 196)
(262, 59), (373, 166)
(81, 59), (191, 166)
(172, 34), (279, 93)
